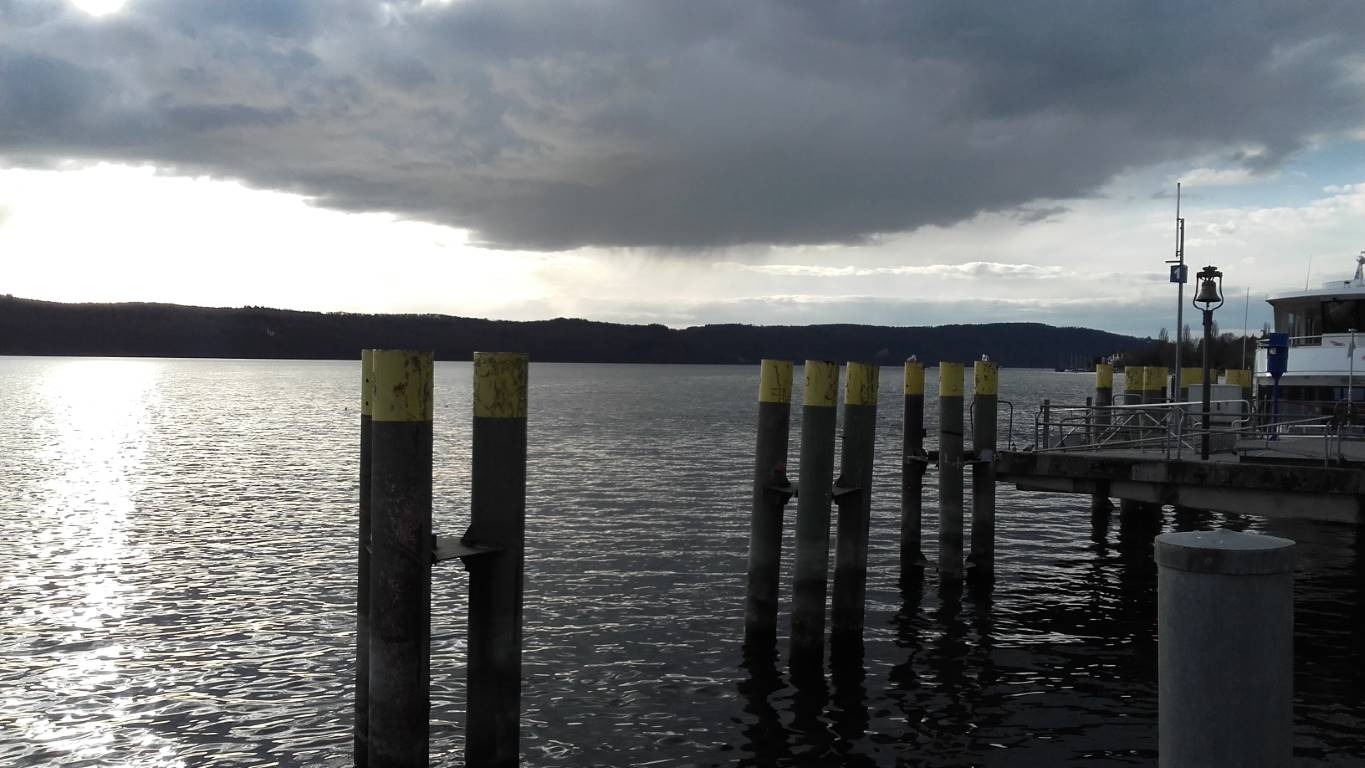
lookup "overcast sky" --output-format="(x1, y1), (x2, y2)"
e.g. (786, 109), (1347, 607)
(3, 0), (1364, 336)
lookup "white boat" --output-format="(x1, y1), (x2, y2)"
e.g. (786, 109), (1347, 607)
(1253, 252), (1365, 418)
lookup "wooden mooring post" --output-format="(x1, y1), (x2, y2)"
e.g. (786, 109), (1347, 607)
(1092, 363), (1113, 515)
(744, 360), (794, 655)
(901, 359), (928, 576)
(463, 351), (530, 768)
(968, 360), (997, 578)
(355, 350), (374, 766)
(790, 361), (839, 667)
(832, 362), (879, 641)
(368, 349), (435, 768)
(938, 362), (965, 580)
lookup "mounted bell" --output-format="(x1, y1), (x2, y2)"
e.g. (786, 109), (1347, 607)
(1194, 276), (1222, 304)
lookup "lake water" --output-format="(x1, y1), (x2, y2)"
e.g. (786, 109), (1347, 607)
(2, 357), (1363, 766)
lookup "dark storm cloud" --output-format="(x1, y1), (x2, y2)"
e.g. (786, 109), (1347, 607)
(2, 0), (1364, 249)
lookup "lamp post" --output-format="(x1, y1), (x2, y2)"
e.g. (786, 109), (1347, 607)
(1193, 265), (1224, 459)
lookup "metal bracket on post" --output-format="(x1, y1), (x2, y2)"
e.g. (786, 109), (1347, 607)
(433, 533), (503, 565)
(904, 451), (930, 476)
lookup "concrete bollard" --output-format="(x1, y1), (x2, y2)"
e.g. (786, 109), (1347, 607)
(368, 350), (434, 768)
(938, 362), (965, 580)
(744, 360), (795, 655)
(901, 359), (928, 576)
(832, 362), (879, 641)
(968, 360), (997, 578)
(464, 352), (530, 768)
(790, 361), (840, 667)
(356, 349), (375, 767)
(1156, 530), (1295, 768)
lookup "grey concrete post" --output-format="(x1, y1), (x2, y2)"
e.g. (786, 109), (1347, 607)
(1156, 529), (1295, 768)
(790, 361), (839, 668)
(901, 359), (928, 575)
(969, 361), (997, 578)
(744, 360), (794, 655)
(832, 362), (878, 641)
(938, 362), (965, 580)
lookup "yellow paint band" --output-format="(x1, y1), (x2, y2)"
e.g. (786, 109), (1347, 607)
(1226, 369), (1252, 387)
(1125, 366), (1144, 392)
(974, 361), (999, 396)
(804, 361), (839, 407)
(758, 359), (794, 404)
(361, 349), (374, 416)
(939, 362), (964, 397)
(1146, 367), (1168, 392)
(1095, 363), (1113, 389)
(1179, 367), (1204, 388)
(903, 361), (925, 395)
(845, 362), (879, 406)
(372, 349), (434, 422)
(473, 351), (528, 419)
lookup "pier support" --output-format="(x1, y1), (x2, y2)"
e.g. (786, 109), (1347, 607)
(464, 352), (530, 768)
(368, 350), (434, 768)
(1146, 366), (1169, 404)
(1178, 367), (1202, 402)
(1157, 530), (1295, 768)
(744, 360), (794, 655)
(1092, 362), (1113, 521)
(355, 350), (374, 767)
(938, 362), (965, 580)
(901, 359), (928, 576)
(969, 360), (998, 579)
(1225, 368), (1253, 405)
(832, 362), (879, 641)
(790, 361), (839, 667)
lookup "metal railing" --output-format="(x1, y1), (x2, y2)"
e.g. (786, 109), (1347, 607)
(1026, 399), (1365, 464)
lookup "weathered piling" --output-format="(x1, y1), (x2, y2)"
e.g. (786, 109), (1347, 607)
(968, 360), (997, 578)
(1092, 364), (1113, 515)
(1178, 367), (1203, 402)
(355, 349), (374, 767)
(744, 360), (794, 655)
(1156, 530), (1295, 768)
(1146, 366), (1169, 403)
(1123, 365), (1143, 404)
(832, 362), (879, 640)
(368, 349), (434, 768)
(465, 352), (530, 768)
(938, 362), (965, 580)
(1040, 398), (1052, 449)
(1225, 368), (1253, 404)
(790, 361), (840, 666)
(901, 360), (928, 574)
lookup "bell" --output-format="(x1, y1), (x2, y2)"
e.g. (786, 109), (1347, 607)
(1194, 277), (1222, 304)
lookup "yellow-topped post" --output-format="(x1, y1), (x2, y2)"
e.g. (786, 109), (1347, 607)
(1225, 368), (1253, 405)
(465, 352), (530, 768)
(938, 362), (966, 579)
(901, 359), (928, 575)
(1092, 363), (1114, 515)
(969, 360), (998, 578)
(790, 360), (840, 668)
(1146, 366), (1169, 403)
(744, 360), (794, 656)
(367, 350), (434, 768)
(1179, 367), (1204, 401)
(832, 362), (879, 642)
(356, 350), (375, 766)
(1124, 365), (1144, 404)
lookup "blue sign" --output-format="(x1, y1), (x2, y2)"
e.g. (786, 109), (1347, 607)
(1169, 264), (1188, 284)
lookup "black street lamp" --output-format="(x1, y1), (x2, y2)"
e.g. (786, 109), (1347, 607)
(1193, 265), (1224, 459)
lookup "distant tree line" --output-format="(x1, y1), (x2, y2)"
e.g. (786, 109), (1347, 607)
(0, 295), (1141, 368)
(1118, 323), (1264, 371)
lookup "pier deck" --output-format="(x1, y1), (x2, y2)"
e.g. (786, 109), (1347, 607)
(994, 448), (1365, 523)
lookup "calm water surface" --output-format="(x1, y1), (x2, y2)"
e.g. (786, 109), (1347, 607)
(2, 358), (1363, 766)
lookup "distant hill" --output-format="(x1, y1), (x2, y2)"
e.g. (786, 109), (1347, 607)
(0, 295), (1139, 367)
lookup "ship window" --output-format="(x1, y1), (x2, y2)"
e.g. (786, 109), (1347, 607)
(1321, 299), (1364, 334)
